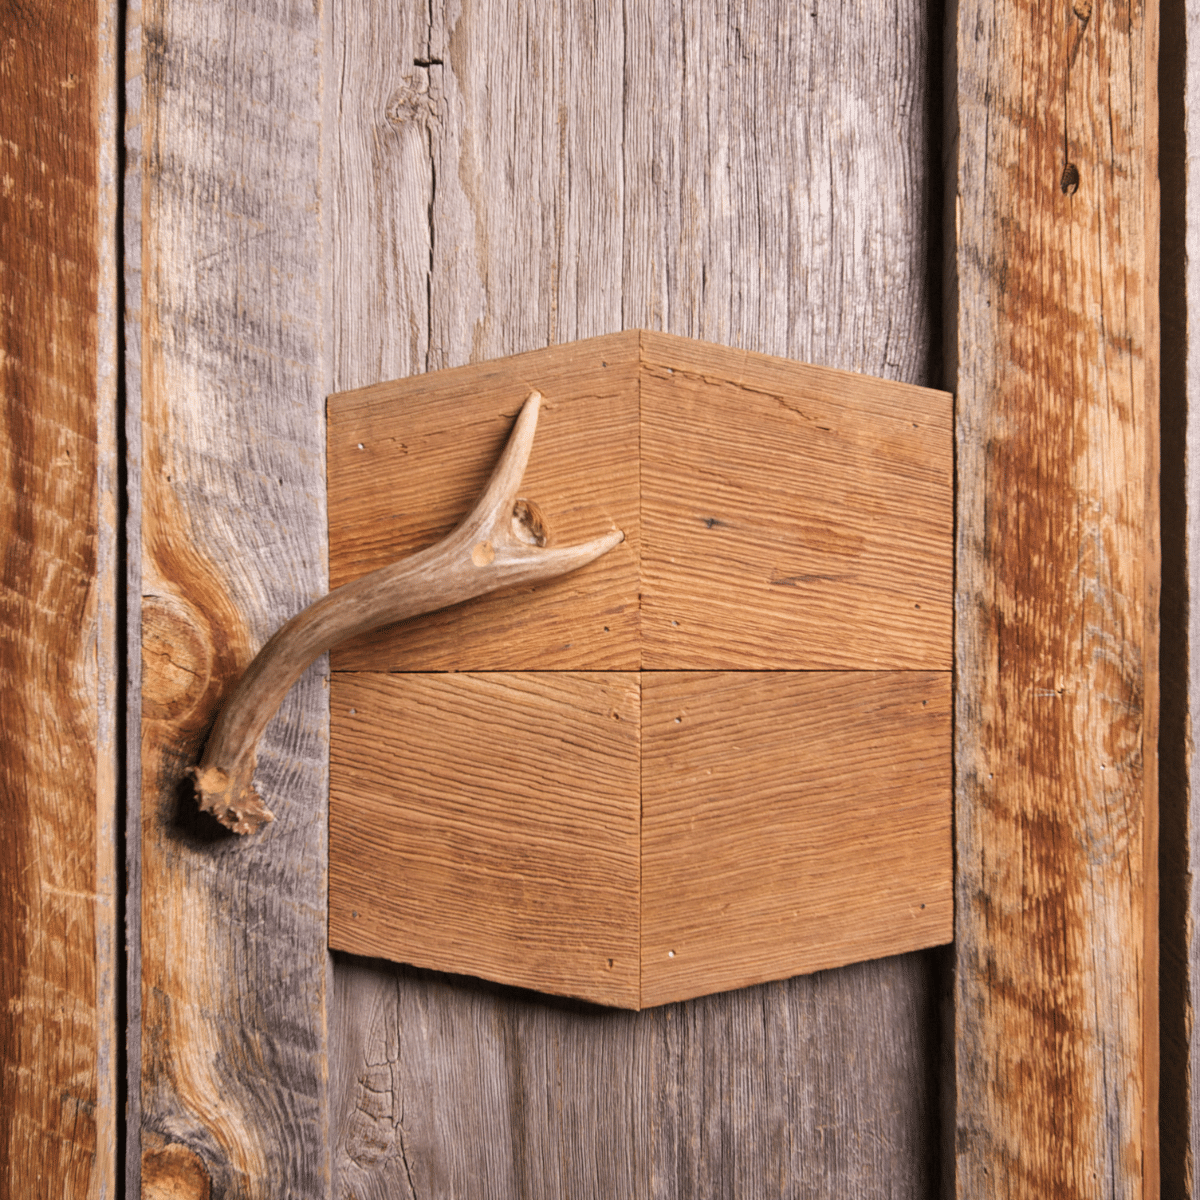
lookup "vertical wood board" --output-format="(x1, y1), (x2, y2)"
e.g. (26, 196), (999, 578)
(0, 1), (119, 1196)
(951, 0), (1160, 1194)
(127, 0), (331, 1192)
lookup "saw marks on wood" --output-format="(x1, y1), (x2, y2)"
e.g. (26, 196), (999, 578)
(327, 331), (952, 672)
(329, 671), (951, 1010)
(640, 671), (952, 1007)
(952, 0), (1159, 1194)
(326, 334), (952, 1008)
(329, 671), (642, 1008)
(639, 332), (952, 670)
(328, 336), (640, 671)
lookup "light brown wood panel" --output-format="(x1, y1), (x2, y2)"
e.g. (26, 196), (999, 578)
(128, 0), (331, 1192)
(639, 335), (952, 670)
(951, 0), (1160, 1194)
(330, 0), (944, 1194)
(328, 335), (640, 670)
(641, 672), (952, 1007)
(329, 672), (642, 1008)
(0, 1), (118, 1195)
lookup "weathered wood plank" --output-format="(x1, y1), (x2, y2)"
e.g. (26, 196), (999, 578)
(0, 0), (119, 1194)
(127, 0), (331, 1192)
(331, 0), (943, 1194)
(950, 0), (1160, 1194)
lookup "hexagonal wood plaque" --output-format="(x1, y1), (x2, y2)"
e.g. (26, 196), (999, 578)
(326, 330), (952, 1009)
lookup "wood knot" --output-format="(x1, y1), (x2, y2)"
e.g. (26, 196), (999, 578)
(142, 593), (212, 722)
(142, 1141), (212, 1200)
(384, 75), (438, 130)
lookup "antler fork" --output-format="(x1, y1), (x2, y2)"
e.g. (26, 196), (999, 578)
(192, 392), (624, 834)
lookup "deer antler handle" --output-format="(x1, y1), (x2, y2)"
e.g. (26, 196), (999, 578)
(193, 391), (624, 834)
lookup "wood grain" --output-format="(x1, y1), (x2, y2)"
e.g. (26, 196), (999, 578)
(330, 0), (945, 1193)
(951, 0), (1160, 1195)
(329, 665), (950, 1008)
(639, 334), (952, 670)
(640, 672), (952, 1007)
(329, 672), (642, 1007)
(329, 330), (952, 673)
(0, 1), (118, 1195)
(328, 335), (640, 671)
(127, 0), (331, 1192)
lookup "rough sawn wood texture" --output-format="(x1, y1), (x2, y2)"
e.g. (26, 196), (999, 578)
(0, 1), (119, 1196)
(951, 0), (1160, 1195)
(325, 333), (953, 1009)
(330, 0), (944, 1196)
(127, 0), (331, 1193)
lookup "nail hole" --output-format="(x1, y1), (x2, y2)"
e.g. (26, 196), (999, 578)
(672, 620), (679, 626)
(357, 442), (365, 450)
(668, 950), (676, 958)
(1061, 163), (1080, 194)
(607, 958), (614, 968)
(674, 717), (682, 724)
(349, 708), (356, 714)
(920, 903), (926, 910)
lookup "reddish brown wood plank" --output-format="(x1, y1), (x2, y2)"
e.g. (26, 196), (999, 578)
(329, 671), (642, 1008)
(640, 671), (952, 1007)
(0, 1), (117, 1195)
(951, 0), (1160, 1194)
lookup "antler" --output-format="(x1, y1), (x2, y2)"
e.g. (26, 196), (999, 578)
(193, 391), (624, 834)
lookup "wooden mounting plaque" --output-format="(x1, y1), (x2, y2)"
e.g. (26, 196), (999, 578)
(327, 330), (953, 1009)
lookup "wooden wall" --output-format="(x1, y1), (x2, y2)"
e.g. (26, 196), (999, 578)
(0, 0), (1168, 1194)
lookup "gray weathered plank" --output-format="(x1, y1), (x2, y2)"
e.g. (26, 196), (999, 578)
(950, 0), (1159, 1194)
(127, 0), (331, 1192)
(330, 0), (942, 1195)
